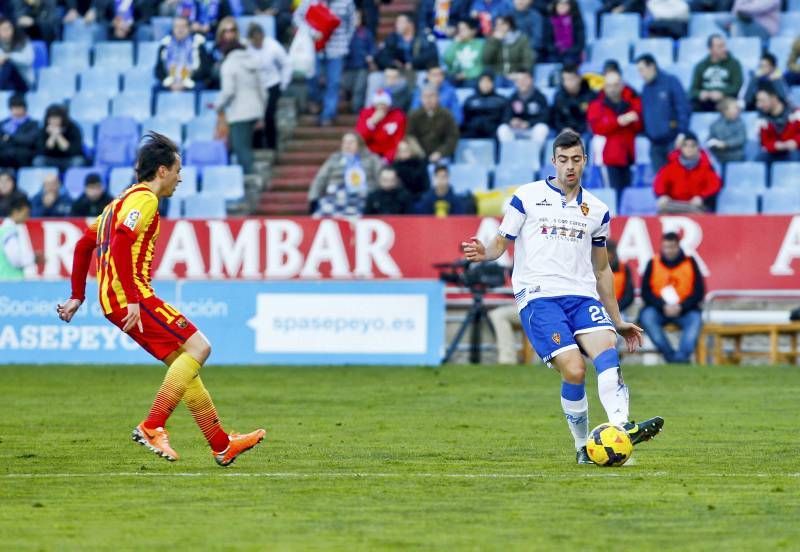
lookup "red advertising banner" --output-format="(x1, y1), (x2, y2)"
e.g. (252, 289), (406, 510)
(12, 215), (800, 290)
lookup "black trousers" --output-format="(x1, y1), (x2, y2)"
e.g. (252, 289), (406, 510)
(263, 84), (281, 150)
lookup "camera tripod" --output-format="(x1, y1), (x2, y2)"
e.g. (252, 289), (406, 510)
(443, 287), (496, 364)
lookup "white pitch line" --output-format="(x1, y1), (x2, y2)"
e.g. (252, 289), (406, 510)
(3, 472), (799, 479)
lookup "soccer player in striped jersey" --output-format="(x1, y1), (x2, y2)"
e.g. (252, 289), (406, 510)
(462, 130), (663, 464)
(56, 132), (265, 466)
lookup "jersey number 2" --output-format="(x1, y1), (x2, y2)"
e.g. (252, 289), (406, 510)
(589, 305), (611, 324)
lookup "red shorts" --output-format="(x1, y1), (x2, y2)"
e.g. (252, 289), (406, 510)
(106, 295), (198, 361)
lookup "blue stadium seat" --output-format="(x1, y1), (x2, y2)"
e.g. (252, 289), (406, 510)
(156, 91), (196, 123)
(769, 37), (794, 70)
(497, 87), (514, 98)
(93, 42), (134, 70)
(790, 87), (800, 110)
(109, 167), (136, 196)
(493, 164), (534, 188)
(619, 187), (657, 215)
(591, 39), (630, 66)
(25, 92), (63, 120)
(435, 39), (452, 61)
(499, 140), (543, 168)
(18, 167), (58, 198)
(142, 117), (183, 145)
(770, 162), (800, 189)
(744, 139), (761, 161)
(96, 116), (139, 167)
(789, 0), (800, 10)
(123, 66), (157, 93)
(70, 94), (111, 124)
(633, 38), (674, 68)
(635, 136), (651, 166)
(677, 38), (708, 65)
(534, 63), (561, 88)
(166, 197), (183, 218)
(62, 20), (96, 43)
(689, 112), (718, 142)
(201, 165), (244, 200)
(63, 167), (106, 200)
(235, 15), (276, 39)
(761, 188), (800, 214)
(183, 196), (226, 218)
(635, 163), (656, 187)
(186, 140), (228, 167)
(174, 165), (199, 198)
(688, 12), (726, 37)
(0, 91), (10, 119)
(741, 111), (760, 141)
(724, 161), (767, 193)
(197, 89), (220, 116)
(448, 163), (491, 193)
(50, 42), (91, 70)
(136, 41), (160, 67)
(727, 37), (760, 71)
(79, 68), (121, 97)
(779, 13), (800, 36)
(590, 188), (618, 216)
(671, 63), (694, 90)
(185, 116), (216, 142)
(75, 119), (96, 151)
(583, 12), (596, 42)
(621, 64), (643, 93)
(112, 93), (152, 121)
(31, 40), (48, 70)
(600, 13), (640, 41)
(455, 87), (472, 106)
(37, 67), (77, 96)
(538, 164), (556, 181)
(151, 17), (174, 41)
(456, 139), (495, 165)
(541, 87), (557, 104)
(716, 188), (759, 214)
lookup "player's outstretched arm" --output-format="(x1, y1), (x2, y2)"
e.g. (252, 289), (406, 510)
(591, 245), (643, 353)
(57, 225), (97, 323)
(461, 235), (509, 262)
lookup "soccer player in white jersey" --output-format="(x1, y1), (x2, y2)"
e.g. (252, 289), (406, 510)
(462, 130), (664, 464)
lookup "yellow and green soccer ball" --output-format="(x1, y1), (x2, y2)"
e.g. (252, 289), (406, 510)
(586, 423), (633, 467)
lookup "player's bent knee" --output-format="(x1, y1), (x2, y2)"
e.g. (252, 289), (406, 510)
(183, 332), (212, 365)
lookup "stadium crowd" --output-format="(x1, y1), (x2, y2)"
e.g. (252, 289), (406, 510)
(0, 0), (799, 219)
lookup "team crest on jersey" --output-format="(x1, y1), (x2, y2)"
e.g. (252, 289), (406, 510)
(552, 332), (561, 345)
(580, 202), (590, 216)
(176, 317), (188, 329)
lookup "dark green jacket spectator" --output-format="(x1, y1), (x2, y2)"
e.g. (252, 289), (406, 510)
(689, 55), (743, 101)
(482, 32), (534, 76)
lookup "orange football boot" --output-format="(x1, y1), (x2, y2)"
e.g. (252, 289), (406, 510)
(131, 423), (179, 462)
(213, 429), (266, 467)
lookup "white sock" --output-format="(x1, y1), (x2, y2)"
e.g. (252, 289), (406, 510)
(561, 395), (589, 450)
(597, 368), (629, 426)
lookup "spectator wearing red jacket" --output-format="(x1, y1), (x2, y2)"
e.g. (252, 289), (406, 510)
(653, 132), (721, 214)
(587, 69), (643, 193)
(755, 82), (800, 163)
(355, 89), (407, 161)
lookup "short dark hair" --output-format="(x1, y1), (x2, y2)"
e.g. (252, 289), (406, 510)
(552, 129), (585, 157)
(635, 53), (657, 67)
(85, 172), (103, 186)
(761, 52), (777, 68)
(433, 165), (449, 176)
(9, 93), (25, 109)
(707, 33), (724, 49)
(682, 130), (699, 143)
(44, 103), (68, 122)
(246, 22), (264, 39)
(459, 17), (479, 32)
(496, 15), (515, 30)
(757, 80), (781, 98)
(662, 231), (680, 243)
(136, 132), (180, 183)
(9, 195), (30, 213)
(602, 59), (622, 75)
(561, 63), (580, 75)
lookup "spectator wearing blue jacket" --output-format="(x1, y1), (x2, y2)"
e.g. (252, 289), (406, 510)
(511, 0), (544, 59)
(636, 53), (691, 172)
(415, 165), (471, 216)
(410, 66), (464, 125)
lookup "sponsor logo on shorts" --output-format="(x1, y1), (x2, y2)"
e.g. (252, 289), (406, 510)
(552, 332), (561, 345)
(175, 317), (188, 329)
(123, 210), (141, 230)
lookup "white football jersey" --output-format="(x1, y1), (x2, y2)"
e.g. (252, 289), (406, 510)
(498, 177), (611, 310)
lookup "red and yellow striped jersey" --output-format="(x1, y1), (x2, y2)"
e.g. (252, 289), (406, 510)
(94, 184), (160, 315)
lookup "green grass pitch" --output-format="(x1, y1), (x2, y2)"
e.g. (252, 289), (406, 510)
(1, 363), (798, 550)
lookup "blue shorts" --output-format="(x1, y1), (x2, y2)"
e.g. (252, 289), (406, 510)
(520, 296), (615, 363)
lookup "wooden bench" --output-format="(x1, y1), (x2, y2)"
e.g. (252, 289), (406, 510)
(696, 322), (800, 365)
